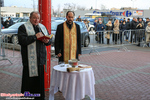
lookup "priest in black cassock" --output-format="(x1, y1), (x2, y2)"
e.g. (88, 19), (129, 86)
(18, 11), (51, 100)
(55, 11), (81, 63)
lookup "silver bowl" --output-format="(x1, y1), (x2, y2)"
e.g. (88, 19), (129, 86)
(68, 59), (78, 67)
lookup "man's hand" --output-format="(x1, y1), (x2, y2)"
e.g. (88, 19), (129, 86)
(42, 39), (49, 43)
(78, 54), (81, 56)
(36, 32), (44, 39)
(57, 53), (62, 57)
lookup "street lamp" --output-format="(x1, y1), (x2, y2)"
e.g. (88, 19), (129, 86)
(32, 0), (35, 11)
(131, 0), (136, 9)
(95, 0), (97, 9)
(0, 7), (1, 34)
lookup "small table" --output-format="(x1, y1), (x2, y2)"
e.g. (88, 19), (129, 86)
(49, 64), (95, 100)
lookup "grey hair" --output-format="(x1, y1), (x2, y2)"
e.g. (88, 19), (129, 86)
(30, 11), (40, 18)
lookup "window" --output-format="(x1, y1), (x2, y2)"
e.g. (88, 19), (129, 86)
(23, 13), (29, 17)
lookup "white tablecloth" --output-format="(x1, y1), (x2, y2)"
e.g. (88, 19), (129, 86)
(49, 64), (95, 100)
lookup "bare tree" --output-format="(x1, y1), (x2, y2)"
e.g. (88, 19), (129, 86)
(72, 3), (76, 11)
(77, 5), (86, 10)
(64, 3), (76, 11)
(57, 4), (61, 17)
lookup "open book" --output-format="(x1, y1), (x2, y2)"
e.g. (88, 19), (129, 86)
(37, 34), (53, 41)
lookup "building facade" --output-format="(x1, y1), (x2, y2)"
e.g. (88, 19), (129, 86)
(1, 6), (54, 18)
(1, 6), (37, 17)
(1, 6), (150, 19)
(74, 9), (150, 19)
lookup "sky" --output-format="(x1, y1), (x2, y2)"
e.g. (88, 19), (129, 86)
(4, 0), (150, 11)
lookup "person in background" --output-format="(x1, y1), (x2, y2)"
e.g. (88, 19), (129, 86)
(1, 17), (4, 29)
(113, 19), (120, 44)
(145, 18), (150, 28)
(96, 21), (105, 44)
(126, 18), (131, 41)
(136, 22), (144, 46)
(1, 17), (4, 26)
(130, 18), (138, 43)
(144, 18), (150, 42)
(120, 20), (127, 44)
(55, 11), (81, 63)
(139, 18), (145, 26)
(84, 19), (89, 29)
(138, 18), (145, 42)
(94, 19), (98, 31)
(18, 11), (52, 100)
(119, 18), (123, 24)
(130, 18), (135, 43)
(105, 20), (113, 44)
(98, 18), (102, 23)
(8, 17), (14, 27)
(145, 22), (150, 47)
(3, 19), (10, 28)
(123, 18), (126, 22)
(76, 15), (82, 22)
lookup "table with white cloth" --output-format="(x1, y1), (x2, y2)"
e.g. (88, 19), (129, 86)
(49, 64), (95, 100)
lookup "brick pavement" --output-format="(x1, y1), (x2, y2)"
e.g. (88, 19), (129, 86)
(0, 49), (150, 100)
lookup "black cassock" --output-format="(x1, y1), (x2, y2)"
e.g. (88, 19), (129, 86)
(18, 24), (51, 100)
(55, 22), (81, 62)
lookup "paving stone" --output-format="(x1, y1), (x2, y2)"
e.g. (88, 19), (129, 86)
(0, 49), (150, 100)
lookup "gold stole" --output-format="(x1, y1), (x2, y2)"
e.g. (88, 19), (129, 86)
(63, 21), (77, 63)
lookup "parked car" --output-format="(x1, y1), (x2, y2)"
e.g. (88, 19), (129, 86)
(17, 17), (29, 23)
(51, 17), (66, 21)
(75, 21), (90, 47)
(87, 19), (95, 31)
(1, 22), (25, 44)
(12, 17), (23, 23)
(12, 17), (20, 23)
(51, 20), (90, 47)
(81, 17), (91, 21)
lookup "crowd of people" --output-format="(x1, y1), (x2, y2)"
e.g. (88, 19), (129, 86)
(94, 17), (150, 47)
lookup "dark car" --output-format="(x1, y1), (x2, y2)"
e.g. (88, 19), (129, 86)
(51, 20), (90, 47)
(75, 21), (90, 47)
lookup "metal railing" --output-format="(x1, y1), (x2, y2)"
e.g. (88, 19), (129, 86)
(0, 33), (21, 64)
(89, 29), (149, 54)
(0, 29), (150, 63)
